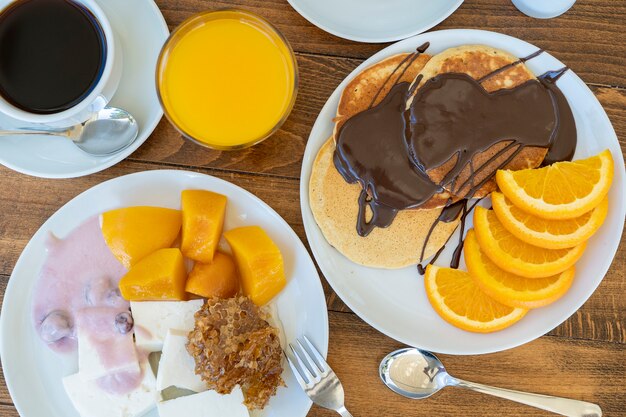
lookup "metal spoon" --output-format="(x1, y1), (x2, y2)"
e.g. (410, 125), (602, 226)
(0, 107), (138, 156)
(380, 347), (601, 417)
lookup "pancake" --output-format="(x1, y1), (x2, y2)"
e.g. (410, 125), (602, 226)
(408, 45), (548, 199)
(309, 137), (460, 269)
(333, 52), (431, 142)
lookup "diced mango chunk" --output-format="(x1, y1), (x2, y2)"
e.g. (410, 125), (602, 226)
(102, 206), (181, 269)
(181, 190), (227, 263)
(185, 251), (239, 299)
(224, 226), (286, 306)
(118, 248), (187, 301)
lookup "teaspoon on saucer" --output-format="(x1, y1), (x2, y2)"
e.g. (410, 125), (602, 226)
(380, 347), (602, 417)
(0, 106), (138, 156)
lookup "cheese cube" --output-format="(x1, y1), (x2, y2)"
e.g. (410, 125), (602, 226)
(157, 387), (249, 417)
(63, 358), (157, 417)
(131, 300), (203, 352)
(77, 307), (140, 381)
(156, 329), (206, 392)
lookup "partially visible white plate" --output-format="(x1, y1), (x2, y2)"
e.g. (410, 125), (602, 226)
(286, 0), (463, 43)
(300, 29), (626, 355)
(0, 170), (329, 417)
(0, 0), (168, 179)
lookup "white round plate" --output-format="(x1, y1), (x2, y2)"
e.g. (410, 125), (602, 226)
(0, 0), (168, 178)
(286, 0), (463, 43)
(300, 29), (625, 355)
(1, 170), (329, 417)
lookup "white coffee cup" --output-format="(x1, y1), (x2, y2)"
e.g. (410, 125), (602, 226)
(0, 0), (123, 128)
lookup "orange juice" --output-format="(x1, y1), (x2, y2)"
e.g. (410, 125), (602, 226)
(157, 10), (297, 149)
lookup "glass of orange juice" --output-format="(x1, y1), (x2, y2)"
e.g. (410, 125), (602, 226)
(156, 9), (298, 150)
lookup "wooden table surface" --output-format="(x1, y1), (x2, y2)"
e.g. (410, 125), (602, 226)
(1, 0), (624, 416)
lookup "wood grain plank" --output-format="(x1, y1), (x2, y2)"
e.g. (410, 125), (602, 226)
(129, 53), (626, 179)
(0, 162), (623, 344)
(593, 86), (626, 156)
(154, 0), (626, 87)
(0, 404), (18, 417)
(0, 311), (623, 416)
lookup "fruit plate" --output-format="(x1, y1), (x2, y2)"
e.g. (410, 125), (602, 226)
(0, 170), (329, 417)
(300, 29), (625, 355)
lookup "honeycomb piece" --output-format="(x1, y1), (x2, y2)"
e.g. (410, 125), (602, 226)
(186, 296), (284, 410)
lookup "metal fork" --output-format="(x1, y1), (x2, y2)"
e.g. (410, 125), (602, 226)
(286, 336), (354, 417)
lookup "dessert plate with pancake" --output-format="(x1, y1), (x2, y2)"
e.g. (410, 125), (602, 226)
(300, 29), (625, 354)
(1, 170), (329, 417)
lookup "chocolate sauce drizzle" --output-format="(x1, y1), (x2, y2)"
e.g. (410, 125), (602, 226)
(416, 199), (466, 275)
(416, 198), (483, 275)
(333, 45), (578, 270)
(476, 48), (544, 84)
(368, 43), (430, 109)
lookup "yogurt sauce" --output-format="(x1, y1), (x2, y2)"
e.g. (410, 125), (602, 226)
(31, 216), (141, 394)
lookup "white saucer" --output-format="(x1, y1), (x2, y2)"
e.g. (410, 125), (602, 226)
(286, 0), (463, 43)
(0, 0), (168, 179)
(300, 29), (626, 355)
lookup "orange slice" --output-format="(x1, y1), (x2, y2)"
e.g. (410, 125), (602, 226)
(424, 265), (527, 333)
(473, 206), (585, 278)
(496, 150), (613, 219)
(491, 192), (608, 249)
(464, 230), (575, 309)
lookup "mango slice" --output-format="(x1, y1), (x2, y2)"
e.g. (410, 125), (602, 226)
(118, 248), (187, 301)
(224, 226), (286, 306)
(181, 190), (227, 263)
(185, 251), (240, 299)
(102, 206), (182, 269)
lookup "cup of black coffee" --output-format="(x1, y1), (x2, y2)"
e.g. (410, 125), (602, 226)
(0, 0), (122, 127)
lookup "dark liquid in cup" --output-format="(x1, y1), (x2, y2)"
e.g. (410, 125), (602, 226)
(0, 0), (106, 114)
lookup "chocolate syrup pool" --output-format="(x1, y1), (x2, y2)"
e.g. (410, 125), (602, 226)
(31, 217), (141, 394)
(334, 55), (577, 238)
(408, 73), (558, 180)
(333, 82), (441, 236)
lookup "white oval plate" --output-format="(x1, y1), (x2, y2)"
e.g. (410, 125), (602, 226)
(300, 29), (625, 355)
(0, 170), (329, 417)
(286, 0), (463, 43)
(0, 0), (168, 179)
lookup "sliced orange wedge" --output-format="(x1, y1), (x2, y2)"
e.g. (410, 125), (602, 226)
(491, 192), (608, 249)
(424, 264), (527, 333)
(496, 150), (613, 219)
(464, 230), (575, 309)
(473, 206), (585, 278)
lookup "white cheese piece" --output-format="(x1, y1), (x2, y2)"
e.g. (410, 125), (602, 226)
(157, 387), (249, 417)
(63, 358), (157, 417)
(156, 329), (206, 392)
(131, 300), (203, 352)
(77, 307), (140, 381)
